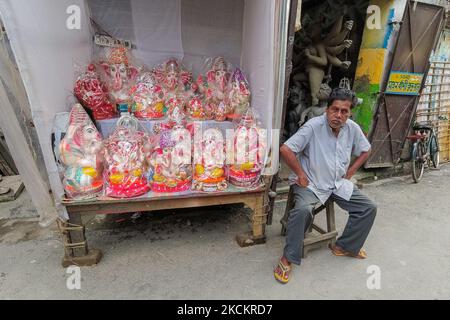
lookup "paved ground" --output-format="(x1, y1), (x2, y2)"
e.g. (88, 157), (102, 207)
(0, 164), (449, 299)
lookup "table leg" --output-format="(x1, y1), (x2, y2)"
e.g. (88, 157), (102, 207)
(60, 213), (102, 268)
(236, 193), (267, 247)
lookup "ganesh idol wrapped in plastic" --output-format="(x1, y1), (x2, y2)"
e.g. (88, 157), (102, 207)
(73, 63), (117, 120)
(192, 127), (228, 192)
(227, 108), (266, 188)
(102, 115), (151, 198)
(148, 124), (193, 193)
(130, 72), (166, 119)
(59, 104), (104, 199)
(227, 68), (251, 118)
(152, 58), (196, 106)
(196, 56), (232, 121)
(99, 46), (140, 107)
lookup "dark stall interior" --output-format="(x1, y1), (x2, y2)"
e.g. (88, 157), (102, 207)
(283, 0), (370, 142)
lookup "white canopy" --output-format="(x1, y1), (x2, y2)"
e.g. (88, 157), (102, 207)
(0, 0), (289, 220)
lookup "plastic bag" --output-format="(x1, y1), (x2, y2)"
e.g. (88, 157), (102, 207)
(227, 108), (266, 188)
(59, 104), (104, 199)
(103, 114), (151, 198)
(74, 63), (117, 120)
(192, 127), (227, 192)
(152, 58), (196, 107)
(196, 56), (232, 121)
(130, 72), (166, 119)
(226, 68), (251, 119)
(148, 124), (192, 193)
(98, 46), (141, 107)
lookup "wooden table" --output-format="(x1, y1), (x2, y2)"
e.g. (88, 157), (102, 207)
(59, 185), (269, 267)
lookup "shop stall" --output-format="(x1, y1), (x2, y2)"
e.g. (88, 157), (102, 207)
(0, 0), (292, 266)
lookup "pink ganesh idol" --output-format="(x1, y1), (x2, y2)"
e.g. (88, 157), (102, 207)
(103, 115), (150, 198)
(100, 47), (140, 106)
(74, 64), (117, 120)
(148, 126), (192, 193)
(130, 72), (166, 119)
(59, 104), (104, 199)
(153, 58), (195, 105)
(192, 128), (228, 192)
(227, 108), (266, 188)
(186, 96), (206, 121)
(196, 56), (231, 121)
(227, 68), (251, 119)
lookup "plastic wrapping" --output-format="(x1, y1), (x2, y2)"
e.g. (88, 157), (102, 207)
(130, 72), (166, 119)
(59, 104), (104, 199)
(192, 127), (227, 192)
(103, 114), (151, 198)
(99, 47), (141, 107)
(152, 58), (196, 106)
(165, 96), (187, 128)
(148, 124), (192, 192)
(227, 108), (266, 188)
(227, 68), (251, 118)
(196, 56), (233, 121)
(74, 63), (117, 120)
(186, 95), (206, 121)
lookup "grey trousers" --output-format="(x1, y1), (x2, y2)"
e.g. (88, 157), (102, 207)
(284, 185), (377, 265)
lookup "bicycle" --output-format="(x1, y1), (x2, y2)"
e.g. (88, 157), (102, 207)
(406, 123), (440, 183)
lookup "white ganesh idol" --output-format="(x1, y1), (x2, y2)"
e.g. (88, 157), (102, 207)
(193, 128), (227, 192)
(59, 104), (103, 199)
(228, 108), (266, 188)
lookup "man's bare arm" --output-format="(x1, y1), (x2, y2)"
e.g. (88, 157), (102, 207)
(280, 144), (309, 187)
(345, 149), (371, 179)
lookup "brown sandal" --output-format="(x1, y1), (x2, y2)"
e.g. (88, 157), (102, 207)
(329, 244), (367, 259)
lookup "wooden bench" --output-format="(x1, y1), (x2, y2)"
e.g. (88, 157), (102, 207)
(280, 186), (337, 258)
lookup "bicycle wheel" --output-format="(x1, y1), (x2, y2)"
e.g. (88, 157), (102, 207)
(412, 141), (425, 183)
(430, 134), (440, 169)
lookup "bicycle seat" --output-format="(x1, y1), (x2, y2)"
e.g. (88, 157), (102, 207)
(413, 124), (433, 131)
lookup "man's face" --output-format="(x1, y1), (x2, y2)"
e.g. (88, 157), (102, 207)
(326, 99), (352, 130)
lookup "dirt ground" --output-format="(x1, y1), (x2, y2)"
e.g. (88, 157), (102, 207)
(0, 164), (449, 299)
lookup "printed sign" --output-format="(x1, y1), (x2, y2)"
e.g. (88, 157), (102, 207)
(94, 34), (132, 49)
(385, 71), (424, 95)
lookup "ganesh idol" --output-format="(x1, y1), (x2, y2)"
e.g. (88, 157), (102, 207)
(152, 58), (196, 106)
(227, 68), (251, 118)
(130, 72), (166, 119)
(227, 108), (266, 188)
(74, 64), (117, 120)
(196, 56), (231, 121)
(103, 115), (150, 198)
(148, 126), (192, 193)
(59, 104), (104, 200)
(192, 128), (227, 192)
(100, 46), (140, 107)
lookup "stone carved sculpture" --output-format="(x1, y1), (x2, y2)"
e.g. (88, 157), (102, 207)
(304, 16), (353, 110)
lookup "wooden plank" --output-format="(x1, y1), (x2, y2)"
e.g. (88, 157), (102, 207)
(63, 185), (266, 207)
(0, 175), (24, 202)
(0, 136), (17, 175)
(66, 191), (266, 215)
(303, 231), (338, 246)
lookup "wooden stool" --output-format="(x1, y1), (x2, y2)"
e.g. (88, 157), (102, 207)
(280, 186), (337, 258)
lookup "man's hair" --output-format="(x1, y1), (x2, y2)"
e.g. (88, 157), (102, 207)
(327, 88), (358, 109)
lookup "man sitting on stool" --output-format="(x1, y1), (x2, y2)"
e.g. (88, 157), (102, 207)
(274, 88), (377, 284)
